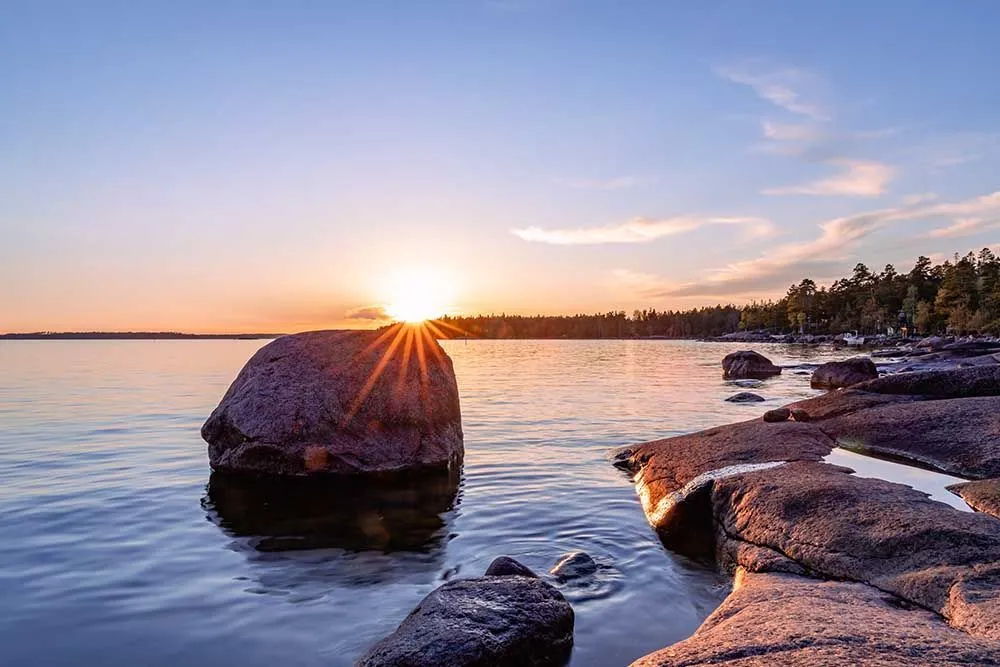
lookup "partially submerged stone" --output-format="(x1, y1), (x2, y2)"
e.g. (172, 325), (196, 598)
(357, 559), (574, 667)
(722, 350), (782, 379)
(949, 478), (1000, 520)
(724, 392), (765, 403)
(485, 556), (539, 578)
(202, 328), (463, 475)
(550, 551), (598, 580)
(632, 570), (1000, 666)
(811, 356), (878, 389)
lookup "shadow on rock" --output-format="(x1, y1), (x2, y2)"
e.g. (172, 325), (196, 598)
(203, 467), (461, 553)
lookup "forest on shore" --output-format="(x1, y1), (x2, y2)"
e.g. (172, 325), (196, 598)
(438, 248), (1000, 339)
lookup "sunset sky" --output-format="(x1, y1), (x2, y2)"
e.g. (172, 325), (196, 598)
(3, 1), (1000, 332)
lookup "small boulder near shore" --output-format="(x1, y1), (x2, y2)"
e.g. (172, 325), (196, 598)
(202, 328), (463, 476)
(810, 357), (878, 389)
(763, 407), (791, 422)
(722, 350), (782, 379)
(357, 557), (574, 667)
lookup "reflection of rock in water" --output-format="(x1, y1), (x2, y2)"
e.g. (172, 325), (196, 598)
(203, 467), (461, 553)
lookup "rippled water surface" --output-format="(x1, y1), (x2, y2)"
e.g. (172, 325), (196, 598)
(0, 339), (852, 666)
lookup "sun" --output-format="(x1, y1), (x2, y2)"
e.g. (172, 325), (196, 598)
(384, 268), (454, 323)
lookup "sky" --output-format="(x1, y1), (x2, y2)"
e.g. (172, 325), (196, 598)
(3, 0), (1000, 332)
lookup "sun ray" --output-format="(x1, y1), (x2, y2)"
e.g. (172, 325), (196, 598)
(342, 323), (408, 427)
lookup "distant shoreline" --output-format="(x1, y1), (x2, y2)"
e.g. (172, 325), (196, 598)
(0, 332), (284, 340)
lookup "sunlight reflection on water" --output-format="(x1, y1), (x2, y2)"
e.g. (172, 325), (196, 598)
(0, 339), (854, 665)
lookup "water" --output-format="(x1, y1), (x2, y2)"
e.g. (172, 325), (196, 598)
(824, 448), (972, 512)
(0, 339), (851, 666)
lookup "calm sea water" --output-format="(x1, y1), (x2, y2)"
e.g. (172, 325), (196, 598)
(0, 339), (851, 666)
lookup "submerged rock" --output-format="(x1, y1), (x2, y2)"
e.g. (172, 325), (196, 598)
(202, 328), (463, 475)
(357, 558), (573, 667)
(811, 357), (878, 389)
(550, 551), (598, 580)
(721, 350), (782, 379)
(724, 392), (765, 403)
(632, 570), (1000, 666)
(762, 407), (790, 422)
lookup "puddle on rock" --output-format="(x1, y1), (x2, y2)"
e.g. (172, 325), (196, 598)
(824, 448), (972, 512)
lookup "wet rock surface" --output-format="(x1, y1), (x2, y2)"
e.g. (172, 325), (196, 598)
(724, 392), (764, 403)
(810, 356), (878, 389)
(202, 327), (464, 475)
(357, 558), (573, 667)
(633, 570), (1000, 666)
(721, 350), (782, 379)
(950, 479), (1000, 520)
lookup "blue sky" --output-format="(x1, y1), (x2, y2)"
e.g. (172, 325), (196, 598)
(3, 1), (1000, 331)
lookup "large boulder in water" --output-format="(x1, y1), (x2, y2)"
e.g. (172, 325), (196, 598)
(810, 357), (878, 389)
(202, 327), (463, 475)
(722, 350), (782, 379)
(357, 558), (574, 666)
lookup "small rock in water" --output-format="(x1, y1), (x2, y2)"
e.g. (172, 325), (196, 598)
(790, 408), (811, 422)
(486, 556), (538, 578)
(725, 392), (766, 403)
(732, 378), (764, 388)
(550, 551), (599, 580)
(358, 557), (574, 667)
(722, 350), (782, 379)
(763, 407), (791, 423)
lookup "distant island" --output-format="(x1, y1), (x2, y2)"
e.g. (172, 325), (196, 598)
(0, 332), (284, 340)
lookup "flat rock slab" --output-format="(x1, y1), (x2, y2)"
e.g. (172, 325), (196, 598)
(632, 570), (1000, 666)
(852, 364), (1000, 398)
(710, 462), (1000, 640)
(202, 328), (463, 475)
(819, 395), (1000, 479)
(357, 566), (573, 667)
(950, 478), (1000, 520)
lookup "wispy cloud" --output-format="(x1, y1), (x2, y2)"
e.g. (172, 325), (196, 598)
(653, 190), (1000, 296)
(923, 217), (1000, 239)
(762, 159), (894, 197)
(512, 216), (775, 245)
(716, 62), (828, 120)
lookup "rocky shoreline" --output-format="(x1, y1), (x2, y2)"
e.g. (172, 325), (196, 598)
(613, 348), (1000, 664)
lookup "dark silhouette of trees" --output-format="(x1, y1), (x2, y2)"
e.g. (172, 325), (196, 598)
(436, 248), (1000, 339)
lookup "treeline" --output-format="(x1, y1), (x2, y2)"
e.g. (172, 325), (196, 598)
(438, 306), (741, 339)
(437, 248), (1000, 339)
(740, 248), (1000, 335)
